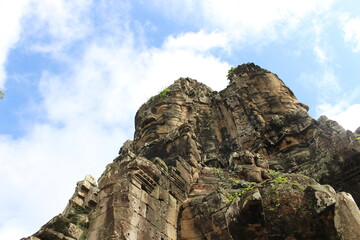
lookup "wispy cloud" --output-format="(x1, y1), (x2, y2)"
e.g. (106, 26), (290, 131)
(299, 67), (341, 96)
(149, 0), (337, 48)
(1, 1), (359, 239)
(0, 0), (29, 87)
(312, 18), (332, 65)
(0, 2), (231, 239)
(163, 30), (229, 53)
(317, 102), (360, 131)
(309, 12), (360, 131)
(23, 0), (93, 53)
(341, 15), (360, 52)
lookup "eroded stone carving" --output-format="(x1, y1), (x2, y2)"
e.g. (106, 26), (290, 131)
(23, 63), (360, 240)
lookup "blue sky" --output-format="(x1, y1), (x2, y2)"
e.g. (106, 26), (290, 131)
(0, 0), (360, 239)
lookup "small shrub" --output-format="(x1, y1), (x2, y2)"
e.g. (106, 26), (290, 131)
(271, 175), (288, 184)
(229, 177), (240, 185)
(227, 67), (235, 80)
(269, 170), (306, 190)
(149, 88), (171, 101)
(227, 182), (262, 202)
(269, 169), (282, 178)
(214, 168), (225, 179)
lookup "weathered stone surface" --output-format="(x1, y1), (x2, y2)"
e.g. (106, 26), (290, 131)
(334, 192), (360, 240)
(355, 127), (360, 134)
(226, 188), (266, 240)
(305, 184), (337, 214)
(21, 175), (99, 240)
(23, 63), (360, 240)
(355, 127), (360, 143)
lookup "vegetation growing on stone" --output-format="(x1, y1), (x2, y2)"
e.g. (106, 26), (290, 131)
(24, 64), (360, 240)
(355, 128), (360, 142)
(227, 182), (261, 202)
(149, 88), (171, 101)
(269, 170), (306, 190)
(227, 67), (235, 80)
(227, 170), (307, 202)
(214, 168), (225, 179)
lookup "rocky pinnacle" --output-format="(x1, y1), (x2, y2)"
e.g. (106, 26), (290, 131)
(22, 63), (360, 240)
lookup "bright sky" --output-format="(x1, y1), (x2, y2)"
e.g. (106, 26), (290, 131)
(0, 0), (360, 239)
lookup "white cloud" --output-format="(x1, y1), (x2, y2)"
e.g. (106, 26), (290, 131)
(2, 0), (355, 239)
(39, 30), (229, 128)
(150, 0), (336, 47)
(0, 6), (230, 239)
(163, 30), (228, 53)
(312, 18), (331, 64)
(0, 121), (125, 239)
(23, 0), (92, 53)
(0, 0), (96, 88)
(146, 33), (230, 91)
(0, 0), (30, 87)
(0, 220), (27, 240)
(342, 15), (360, 52)
(299, 67), (340, 94)
(321, 68), (340, 91)
(313, 45), (329, 64)
(317, 102), (360, 131)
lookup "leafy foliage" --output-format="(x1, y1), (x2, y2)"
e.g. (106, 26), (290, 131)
(269, 169), (282, 178)
(149, 88), (171, 101)
(227, 67), (235, 80)
(227, 181), (261, 202)
(228, 170), (306, 202)
(214, 168), (225, 178)
(0, 90), (4, 99)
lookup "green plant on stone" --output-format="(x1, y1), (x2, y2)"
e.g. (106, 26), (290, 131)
(149, 88), (171, 101)
(269, 169), (282, 178)
(227, 182), (263, 202)
(227, 185), (255, 202)
(214, 168), (225, 179)
(269, 170), (306, 191)
(158, 88), (171, 98)
(228, 177), (240, 185)
(289, 180), (306, 191)
(228, 170), (308, 203)
(270, 175), (288, 184)
(227, 67), (235, 80)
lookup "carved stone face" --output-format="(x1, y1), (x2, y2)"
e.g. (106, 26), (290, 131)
(134, 96), (194, 154)
(133, 78), (217, 167)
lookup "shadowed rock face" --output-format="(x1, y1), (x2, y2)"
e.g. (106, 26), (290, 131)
(22, 63), (360, 240)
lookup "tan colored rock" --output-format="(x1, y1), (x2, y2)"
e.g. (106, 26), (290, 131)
(23, 63), (360, 240)
(305, 184), (337, 214)
(334, 192), (360, 240)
